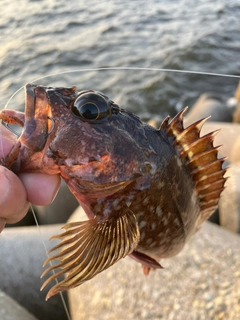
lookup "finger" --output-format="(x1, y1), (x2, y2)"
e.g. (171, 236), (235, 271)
(0, 166), (29, 230)
(1, 126), (61, 206)
(19, 173), (61, 206)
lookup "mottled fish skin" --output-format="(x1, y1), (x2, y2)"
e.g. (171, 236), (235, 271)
(0, 84), (226, 299)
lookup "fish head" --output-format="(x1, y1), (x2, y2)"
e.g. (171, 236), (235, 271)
(6, 84), (152, 198)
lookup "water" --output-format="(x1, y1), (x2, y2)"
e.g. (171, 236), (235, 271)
(0, 2), (240, 319)
(0, 0), (240, 120)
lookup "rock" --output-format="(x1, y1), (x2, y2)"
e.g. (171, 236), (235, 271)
(232, 81), (240, 123)
(219, 164), (240, 233)
(230, 136), (240, 163)
(0, 290), (38, 320)
(0, 225), (70, 320)
(67, 207), (240, 320)
(196, 121), (240, 164)
(185, 93), (236, 124)
(34, 180), (79, 225)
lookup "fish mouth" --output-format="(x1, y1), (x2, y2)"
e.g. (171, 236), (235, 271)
(0, 84), (52, 152)
(16, 83), (77, 152)
(23, 84), (55, 152)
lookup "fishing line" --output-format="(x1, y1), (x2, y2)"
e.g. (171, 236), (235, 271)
(28, 67), (240, 84)
(0, 127), (72, 319)
(1, 66), (239, 319)
(1, 90), (73, 320)
(3, 67), (240, 110)
(31, 204), (72, 320)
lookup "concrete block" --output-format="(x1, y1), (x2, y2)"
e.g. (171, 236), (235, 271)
(194, 121), (240, 164)
(34, 180), (79, 225)
(67, 207), (240, 320)
(185, 93), (235, 124)
(219, 164), (240, 233)
(0, 290), (38, 320)
(0, 225), (70, 320)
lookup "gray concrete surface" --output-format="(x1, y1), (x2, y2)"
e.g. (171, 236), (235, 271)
(191, 121), (240, 164)
(67, 207), (240, 320)
(219, 164), (240, 233)
(0, 225), (69, 320)
(185, 93), (235, 124)
(0, 290), (38, 320)
(34, 179), (79, 225)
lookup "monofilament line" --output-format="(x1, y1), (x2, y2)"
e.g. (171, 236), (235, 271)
(4, 67), (240, 111)
(31, 204), (72, 320)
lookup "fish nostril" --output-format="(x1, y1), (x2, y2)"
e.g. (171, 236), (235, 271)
(47, 117), (55, 135)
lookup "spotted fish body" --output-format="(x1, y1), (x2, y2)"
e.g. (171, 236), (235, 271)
(0, 84), (226, 300)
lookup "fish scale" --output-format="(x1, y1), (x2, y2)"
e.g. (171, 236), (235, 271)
(0, 84), (226, 300)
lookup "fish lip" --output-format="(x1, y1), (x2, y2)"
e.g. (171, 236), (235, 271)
(26, 83), (37, 90)
(19, 84), (51, 152)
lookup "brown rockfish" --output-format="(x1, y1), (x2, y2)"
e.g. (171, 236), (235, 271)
(0, 84), (226, 300)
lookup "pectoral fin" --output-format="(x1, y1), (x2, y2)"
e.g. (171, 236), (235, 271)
(40, 205), (140, 300)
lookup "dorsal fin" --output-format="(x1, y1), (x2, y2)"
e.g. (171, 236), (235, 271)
(160, 107), (227, 222)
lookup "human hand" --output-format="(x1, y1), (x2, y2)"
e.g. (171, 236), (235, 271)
(0, 126), (61, 232)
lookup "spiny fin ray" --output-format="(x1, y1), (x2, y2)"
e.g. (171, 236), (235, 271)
(161, 108), (227, 219)
(40, 204), (140, 300)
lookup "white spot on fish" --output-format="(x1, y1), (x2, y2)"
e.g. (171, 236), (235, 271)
(125, 198), (132, 207)
(157, 181), (165, 189)
(146, 238), (153, 245)
(139, 220), (147, 229)
(163, 217), (169, 226)
(140, 231), (146, 241)
(165, 228), (170, 234)
(113, 199), (120, 207)
(150, 163), (157, 175)
(149, 241), (157, 248)
(174, 217), (181, 227)
(103, 207), (111, 216)
(177, 157), (182, 168)
(143, 196), (150, 206)
(158, 232), (164, 238)
(150, 205), (155, 212)
(151, 222), (156, 230)
(159, 238), (166, 245)
(191, 191), (198, 204)
(156, 206), (163, 217)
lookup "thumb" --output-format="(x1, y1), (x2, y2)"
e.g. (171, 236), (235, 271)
(0, 166), (29, 232)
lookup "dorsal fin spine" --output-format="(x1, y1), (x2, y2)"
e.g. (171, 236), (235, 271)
(161, 108), (227, 220)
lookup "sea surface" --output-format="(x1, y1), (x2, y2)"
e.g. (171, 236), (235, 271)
(0, 0), (240, 119)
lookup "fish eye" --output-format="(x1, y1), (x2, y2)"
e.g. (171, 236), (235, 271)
(72, 92), (111, 121)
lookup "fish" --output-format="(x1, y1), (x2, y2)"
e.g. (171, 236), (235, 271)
(0, 83), (226, 300)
